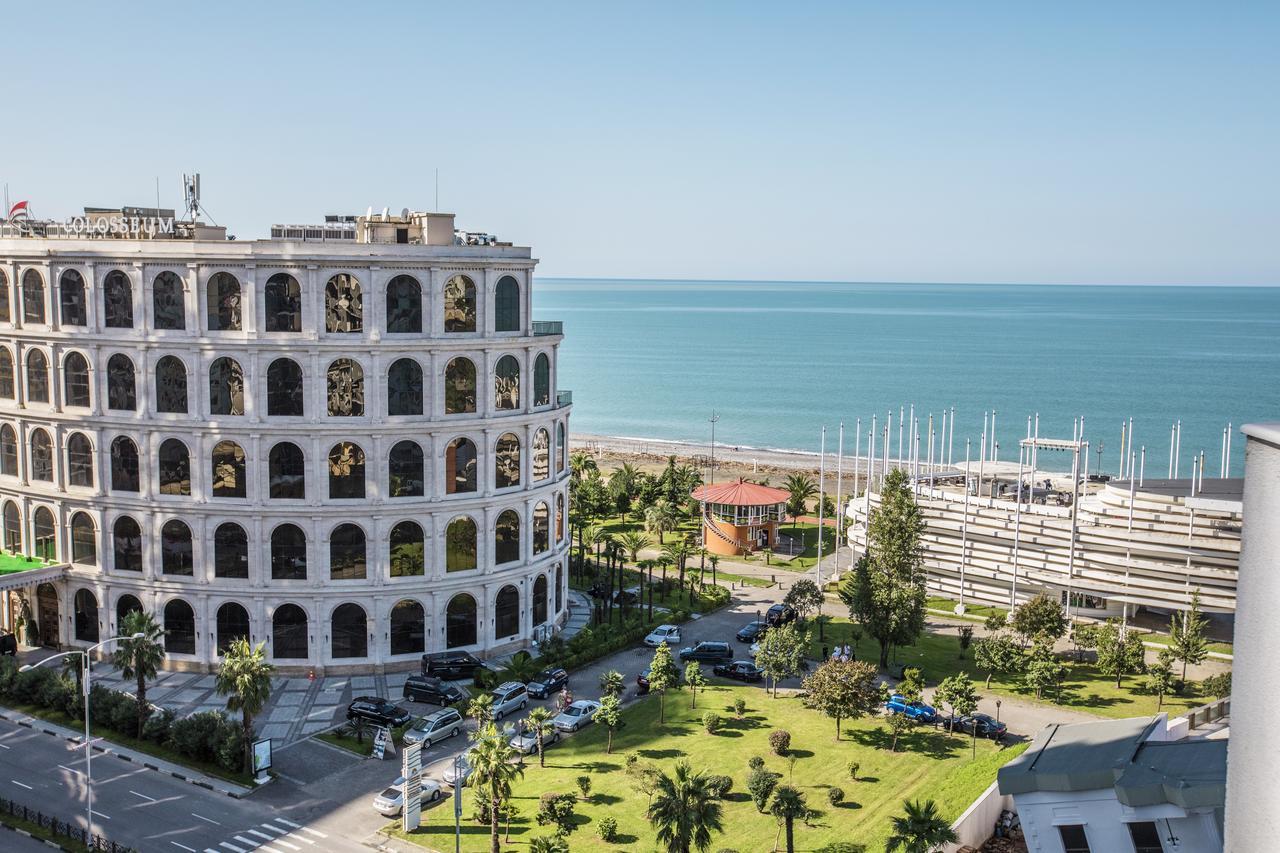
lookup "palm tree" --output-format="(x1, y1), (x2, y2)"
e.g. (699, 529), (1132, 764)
(468, 694), (495, 729)
(112, 610), (166, 738)
(708, 554), (720, 587)
(617, 530), (652, 563)
(525, 706), (555, 768)
(214, 638), (275, 774)
(662, 540), (692, 599)
(886, 799), (959, 853)
(346, 714), (371, 744)
(647, 760), (724, 853)
(528, 836), (569, 853)
(769, 786), (807, 853)
(646, 499), (678, 544)
(469, 723), (525, 853)
(569, 450), (598, 485)
(784, 473), (817, 532)
(599, 669), (625, 699)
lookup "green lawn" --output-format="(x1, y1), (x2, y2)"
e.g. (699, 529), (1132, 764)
(318, 721), (411, 757)
(770, 522), (837, 570)
(925, 596), (1010, 624)
(0, 552), (54, 574)
(389, 684), (1024, 852)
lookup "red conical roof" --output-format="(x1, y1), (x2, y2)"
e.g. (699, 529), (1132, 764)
(692, 478), (790, 506)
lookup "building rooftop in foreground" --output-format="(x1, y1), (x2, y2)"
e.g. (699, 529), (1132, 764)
(692, 478), (791, 506)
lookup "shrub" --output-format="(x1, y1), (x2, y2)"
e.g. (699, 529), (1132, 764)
(705, 775), (734, 799)
(827, 786), (845, 806)
(0, 657), (17, 696)
(748, 755), (765, 771)
(816, 844), (867, 853)
(143, 708), (175, 744)
(747, 768), (780, 812)
(733, 697), (747, 718)
(38, 671), (69, 711)
(109, 694), (142, 737)
(535, 792), (577, 836)
(597, 815), (618, 842)
(1203, 671), (1232, 699)
(703, 711), (721, 734)
(12, 666), (55, 704)
(217, 724), (246, 773)
(847, 761), (860, 782)
(168, 711), (228, 764)
(769, 729), (791, 756)
(575, 775), (592, 799)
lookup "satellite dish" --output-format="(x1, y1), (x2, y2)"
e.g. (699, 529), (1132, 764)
(381, 207), (389, 221)
(365, 206), (374, 219)
(401, 207), (410, 219)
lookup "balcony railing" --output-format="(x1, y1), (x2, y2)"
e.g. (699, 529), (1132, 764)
(557, 390), (573, 407)
(533, 320), (563, 336)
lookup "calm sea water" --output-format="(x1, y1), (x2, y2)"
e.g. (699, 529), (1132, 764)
(533, 280), (1280, 476)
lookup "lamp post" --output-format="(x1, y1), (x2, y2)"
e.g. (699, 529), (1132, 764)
(709, 411), (720, 485)
(21, 633), (142, 839)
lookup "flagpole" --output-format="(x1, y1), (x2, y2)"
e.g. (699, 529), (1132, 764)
(816, 426), (827, 589)
(834, 421), (844, 575)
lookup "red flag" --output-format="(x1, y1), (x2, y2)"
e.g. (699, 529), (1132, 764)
(7, 201), (28, 220)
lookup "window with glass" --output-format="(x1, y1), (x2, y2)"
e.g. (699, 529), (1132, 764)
(214, 522), (249, 579)
(268, 442), (305, 499)
(208, 356), (244, 415)
(533, 428), (550, 480)
(109, 436), (140, 492)
(216, 603), (250, 655)
(66, 432), (93, 487)
(26, 350), (49, 403)
(390, 599), (425, 655)
(556, 422), (566, 472)
(556, 563), (564, 614)
(266, 358), (304, 416)
(106, 353), (137, 411)
(328, 442), (365, 499)
(1127, 823), (1164, 853)
(0, 350), (13, 398)
(112, 516), (142, 572)
(264, 272), (302, 332)
(152, 271), (186, 330)
(445, 437), (477, 494)
(329, 523), (367, 580)
(495, 433), (520, 488)
(533, 574), (548, 626)
(155, 356), (188, 413)
(385, 275), (422, 333)
(446, 594), (477, 648)
(271, 524), (307, 580)
(494, 355), (520, 410)
(388, 440), (424, 497)
(102, 271), (134, 328)
(534, 353), (550, 407)
(495, 510), (520, 564)
(164, 599), (196, 655)
(206, 272), (242, 331)
(387, 358), (423, 416)
(494, 585), (519, 640)
(0, 426), (15, 476)
(390, 521), (425, 577)
(63, 351), (91, 407)
(494, 276), (520, 332)
(443, 275), (476, 333)
(331, 603), (367, 658)
(115, 594), (142, 627)
(21, 270), (45, 325)
(211, 440), (246, 498)
(533, 502), (550, 554)
(444, 357), (476, 414)
(158, 438), (191, 495)
(272, 604), (308, 658)
(445, 516), (477, 572)
(326, 358), (364, 416)
(1057, 825), (1091, 853)
(33, 508), (56, 562)
(29, 429), (53, 481)
(74, 589), (99, 643)
(69, 512), (96, 565)
(2, 501), (20, 551)
(325, 273), (362, 333)
(556, 493), (565, 541)
(161, 519), (194, 575)
(59, 270), (87, 326)
(0, 270), (9, 323)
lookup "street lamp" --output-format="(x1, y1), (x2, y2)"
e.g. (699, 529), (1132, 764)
(21, 633), (143, 840)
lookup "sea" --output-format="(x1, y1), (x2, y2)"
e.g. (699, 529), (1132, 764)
(533, 280), (1280, 477)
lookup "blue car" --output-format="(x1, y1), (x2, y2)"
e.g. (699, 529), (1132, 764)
(885, 694), (937, 723)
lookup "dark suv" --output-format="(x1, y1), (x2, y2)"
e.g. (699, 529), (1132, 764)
(527, 668), (569, 699)
(346, 696), (412, 728)
(766, 604), (798, 627)
(421, 651), (484, 681)
(403, 675), (469, 706)
(678, 642), (734, 663)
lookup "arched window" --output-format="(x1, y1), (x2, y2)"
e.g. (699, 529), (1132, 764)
(161, 519), (193, 575)
(390, 521), (425, 577)
(556, 422), (566, 472)
(494, 585), (519, 640)
(445, 437), (477, 494)
(387, 358), (423, 416)
(152, 271), (186, 330)
(164, 599), (196, 655)
(158, 438), (191, 495)
(446, 594), (477, 648)
(272, 604), (308, 659)
(112, 516), (142, 572)
(211, 440), (246, 498)
(59, 270), (86, 326)
(29, 428), (53, 481)
(63, 351), (91, 407)
(533, 502), (550, 554)
(443, 275), (476, 333)
(495, 509), (520, 564)
(214, 522), (249, 579)
(533, 575), (548, 626)
(110, 436), (139, 492)
(331, 603), (367, 658)
(556, 492), (565, 542)
(326, 358), (364, 417)
(22, 270), (45, 325)
(324, 273), (362, 333)
(266, 358), (304, 416)
(155, 356), (188, 413)
(216, 603), (250, 654)
(208, 357), (244, 416)
(0, 270), (8, 323)
(271, 524), (307, 580)
(33, 507), (56, 562)
(556, 563), (564, 614)
(534, 353), (550, 407)
(115, 594), (142, 627)
(26, 350), (49, 403)
(3, 501), (21, 551)
(385, 275), (422, 333)
(495, 433), (521, 488)
(70, 512), (96, 565)
(0, 349), (13, 398)
(74, 589), (99, 643)
(103, 271), (133, 328)
(533, 429), (550, 480)
(0, 426), (15, 476)
(268, 442), (305, 499)
(390, 600), (425, 655)
(329, 523), (366, 580)
(388, 440), (424, 498)
(446, 516), (477, 572)
(494, 276), (520, 332)
(206, 272), (242, 331)
(264, 273), (302, 332)
(328, 442), (365, 499)
(106, 353), (136, 411)
(444, 357), (476, 414)
(494, 355), (520, 410)
(66, 432), (93, 487)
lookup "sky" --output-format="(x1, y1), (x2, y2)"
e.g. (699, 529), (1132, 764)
(2, 1), (1277, 284)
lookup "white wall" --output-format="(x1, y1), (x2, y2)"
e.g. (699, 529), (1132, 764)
(943, 780), (1012, 853)
(1015, 788), (1221, 853)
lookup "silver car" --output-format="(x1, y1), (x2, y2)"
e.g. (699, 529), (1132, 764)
(372, 775), (443, 816)
(553, 699), (602, 732)
(402, 708), (464, 748)
(441, 752), (474, 787)
(644, 624), (682, 647)
(509, 724), (561, 755)
(489, 681), (529, 721)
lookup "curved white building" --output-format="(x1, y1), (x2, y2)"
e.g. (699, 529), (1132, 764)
(0, 206), (571, 672)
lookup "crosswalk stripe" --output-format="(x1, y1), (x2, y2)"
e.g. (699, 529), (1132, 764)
(219, 844), (247, 853)
(246, 830), (274, 841)
(296, 828), (326, 839)
(257, 831), (299, 852)
(272, 820), (326, 841)
(268, 841), (299, 852)
(233, 837), (260, 848)
(273, 819), (302, 829)
(283, 833), (314, 846)
(258, 847), (289, 853)
(204, 848), (221, 853)
(257, 825), (285, 835)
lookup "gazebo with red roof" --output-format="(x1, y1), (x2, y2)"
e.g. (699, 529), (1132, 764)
(691, 478), (791, 557)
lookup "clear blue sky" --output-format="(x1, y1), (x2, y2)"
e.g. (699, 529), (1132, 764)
(3, 1), (1276, 284)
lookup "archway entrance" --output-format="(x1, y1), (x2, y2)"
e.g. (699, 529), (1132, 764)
(36, 583), (59, 648)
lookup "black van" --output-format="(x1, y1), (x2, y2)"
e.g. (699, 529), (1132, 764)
(421, 651), (484, 681)
(0, 633), (16, 657)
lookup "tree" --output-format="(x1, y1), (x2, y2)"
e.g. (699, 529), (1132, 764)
(647, 760), (724, 853)
(838, 470), (927, 668)
(599, 669), (625, 699)
(111, 610), (166, 739)
(770, 785), (807, 853)
(885, 707), (914, 752)
(535, 791), (578, 837)
(1170, 589), (1209, 681)
(683, 661), (706, 708)
(973, 633), (1025, 688)
(1147, 648), (1176, 709)
(597, 693), (622, 754)
(529, 835), (569, 853)
(214, 638), (275, 774)
(626, 756), (663, 808)
(648, 643), (680, 723)
(525, 706), (556, 768)
(646, 499), (679, 544)
(1022, 638), (1062, 700)
(784, 579), (824, 623)
(1096, 620), (1147, 688)
(609, 462), (642, 513)
(1010, 593), (1068, 645)
(617, 530), (652, 563)
(754, 623), (809, 696)
(747, 767), (780, 813)
(708, 554), (720, 587)
(470, 722), (525, 853)
(886, 799), (959, 853)
(800, 659), (879, 741)
(956, 625), (974, 658)
(1203, 670), (1231, 699)
(784, 473), (817, 530)
(1070, 623), (1100, 662)
(468, 693), (495, 728)
(934, 672), (978, 739)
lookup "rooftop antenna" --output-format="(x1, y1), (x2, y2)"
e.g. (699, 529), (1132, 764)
(182, 173), (217, 225)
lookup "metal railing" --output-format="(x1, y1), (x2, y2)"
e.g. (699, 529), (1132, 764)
(0, 796), (137, 851)
(533, 320), (563, 336)
(1184, 696), (1230, 729)
(557, 390), (573, 407)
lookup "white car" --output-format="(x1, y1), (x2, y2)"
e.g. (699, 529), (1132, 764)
(509, 725), (561, 755)
(644, 625), (682, 647)
(372, 775), (443, 816)
(553, 700), (602, 732)
(441, 752), (474, 787)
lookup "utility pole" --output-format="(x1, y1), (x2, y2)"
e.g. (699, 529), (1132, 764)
(709, 411), (719, 484)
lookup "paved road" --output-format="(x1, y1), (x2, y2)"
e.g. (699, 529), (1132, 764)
(0, 828), (54, 853)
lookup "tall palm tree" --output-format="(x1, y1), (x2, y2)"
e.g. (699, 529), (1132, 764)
(769, 786), (807, 853)
(468, 694), (495, 729)
(886, 799), (959, 853)
(617, 530), (652, 563)
(647, 760), (724, 853)
(708, 554), (720, 587)
(784, 473), (817, 532)
(215, 638), (275, 773)
(112, 610), (166, 738)
(661, 541), (692, 597)
(524, 706), (555, 768)
(646, 499), (678, 544)
(469, 723), (525, 853)
(569, 450), (598, 486)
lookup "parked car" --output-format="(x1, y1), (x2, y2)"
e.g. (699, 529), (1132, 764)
(765, 604), (798, 627)
(712, 660), (764, 682)
(526, 668), (569, 699)
(421, 651), (485, 681)
(953, 713), (1008, 740)
(553, 699), (602, 732)
(735, 621), (768, 643)
(489, 681), (530, 721)
(679, 641), (734, 663)
(644, 624), (682, 647)
(347, 696), (412, 729)
(884, 694), (937, 723)
(0, 632), (17, 657)
(372, 775), (442, 816)
(636, 667), (654, 695)
(442, 751), (475, 787)
(509, 723), (561, 755)
(402, 708), (464, 748)
(403, 675), (468, 707)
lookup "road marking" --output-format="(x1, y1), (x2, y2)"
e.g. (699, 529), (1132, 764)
(273, 819), (326, 839)
(219, 843), (248, 853)
(92, 809), (111, 820)
(256, 829), (299, 852)
(57, 764), (84, 776)
(246, 829), (275, 841)
(232, 838), (260, 849)
(130, 790), (157, 802)
(192, 813), (221, 825)
(170, 844), (197, 852)
(11, 780), (32, 789)
(0, 742), (10, 748)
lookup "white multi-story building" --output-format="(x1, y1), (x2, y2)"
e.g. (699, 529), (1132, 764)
(0, 205), (572, 673)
